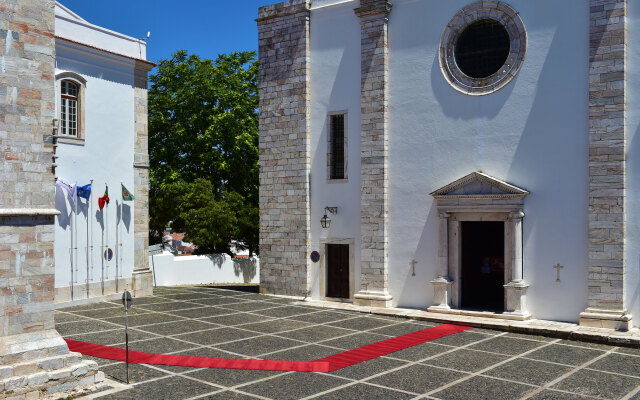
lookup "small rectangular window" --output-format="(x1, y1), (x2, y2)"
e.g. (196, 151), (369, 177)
(329, 114), (346, 180)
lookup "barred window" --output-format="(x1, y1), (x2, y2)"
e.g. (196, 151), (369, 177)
(455, 19), (511, 79)
(60, 80), (79, 136)
(329, 114), (345, 180)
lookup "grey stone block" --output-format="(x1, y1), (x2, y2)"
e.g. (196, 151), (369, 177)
(48, 367), (72, 381)
(71, 363), (89, 377)
(27, 371), (49, 386)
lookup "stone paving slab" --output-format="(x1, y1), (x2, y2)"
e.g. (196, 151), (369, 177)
(54, 286), (640, 400)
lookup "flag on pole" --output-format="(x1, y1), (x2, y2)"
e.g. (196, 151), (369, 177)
(121, 184), (135, 201)
(98, 186), (110, 210)
(56, 178), (76, 204)
(77, 184), (92, 201)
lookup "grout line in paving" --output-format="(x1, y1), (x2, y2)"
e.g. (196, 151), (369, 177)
(299, 331), (510, 400)
(84, 379), (130, 399)
(518, 346), (619, 400)
(244, 317), (428, 358)
(622, 384), (640, 400)
(413, 338), (564, 399)
(581, 367), (640, 381)
(75, 289), (627, 400)
(301, 378), (421, 400)
(188, 388), (270, 400)
(65, 309), (489, 366)
(68, 300), (507, 365)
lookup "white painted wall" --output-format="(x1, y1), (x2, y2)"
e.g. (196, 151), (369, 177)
(309, 1), (361, 300)
(151, 253), (260, 286)
(309, 0), (590, 323)
(53, 7), (140, 296)
(55, 2), (147, 60)
(625, 3), (640, 327)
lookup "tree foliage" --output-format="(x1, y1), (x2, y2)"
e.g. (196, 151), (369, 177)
(149, 50), (259, 255)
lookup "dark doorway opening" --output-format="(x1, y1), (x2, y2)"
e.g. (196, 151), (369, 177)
(326, 243), (349, 299)
(461, 221), (505, 312)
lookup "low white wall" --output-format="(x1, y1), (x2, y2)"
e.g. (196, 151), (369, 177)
(150, 252), (260, 286)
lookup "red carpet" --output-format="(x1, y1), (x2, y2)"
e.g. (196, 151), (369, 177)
(65, 323), (470, 372)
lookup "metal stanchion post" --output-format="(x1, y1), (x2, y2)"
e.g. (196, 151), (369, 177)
(122, 289), (132, 384)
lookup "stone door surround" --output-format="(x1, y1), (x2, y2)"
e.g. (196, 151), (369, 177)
(428, 172), (530, 320)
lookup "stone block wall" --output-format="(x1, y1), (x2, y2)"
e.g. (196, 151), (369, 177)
(353, 0), (393, 307)
(132, 60), (154, 297)
(1, 0), (104, 396)
(257, 0), (311, 297)
(0, 0), (57, 340)
(582, 0), (630, 329)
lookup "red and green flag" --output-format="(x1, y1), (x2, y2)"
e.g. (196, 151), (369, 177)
(122, 184), (135, 201)
(98, 186), (110, 210)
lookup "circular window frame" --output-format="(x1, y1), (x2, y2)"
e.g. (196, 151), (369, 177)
(439, 1), (527, 96)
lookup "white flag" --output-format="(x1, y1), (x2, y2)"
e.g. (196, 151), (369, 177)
(56, 178), (76, 204)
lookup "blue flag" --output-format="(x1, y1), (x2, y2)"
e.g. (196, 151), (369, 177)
(77, 184), (91, 201)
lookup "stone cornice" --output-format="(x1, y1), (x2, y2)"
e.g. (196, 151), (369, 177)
(134, 59), (155, 73)
(133, 161), (150, 169)
(0, 208), (60, 217)
(354, 0), (392, 20)
(432, 194), (526, 200)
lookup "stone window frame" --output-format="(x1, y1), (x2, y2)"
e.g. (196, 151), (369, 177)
(439, 1), (527, 96)
(318, 237), (355, 301)
(326, 110), (348, 183)
(56, 72), (87, 144)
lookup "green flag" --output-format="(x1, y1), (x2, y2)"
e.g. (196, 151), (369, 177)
(121, 184), (135, 201)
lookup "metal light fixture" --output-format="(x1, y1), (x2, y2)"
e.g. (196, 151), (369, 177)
(321, 207), (338, 229)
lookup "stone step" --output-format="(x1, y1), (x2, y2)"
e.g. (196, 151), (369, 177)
(0, 356), (103, 399)
(0, 352), (86, 378)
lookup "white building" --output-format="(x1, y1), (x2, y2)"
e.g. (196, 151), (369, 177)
(53, 2), (154, 303)
(257, 0), (639, 330)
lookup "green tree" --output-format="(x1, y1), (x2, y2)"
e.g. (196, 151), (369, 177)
(149, 50), (259, 255)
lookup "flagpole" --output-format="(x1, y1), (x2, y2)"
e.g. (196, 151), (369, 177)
(70, 184), (75, 302)
(90, 179), (94, 288)
(85, 184), (90, 298)
(101, 196), (105, 296)
(119, 198), (123, 290)
(105, 182), (109, 292)
(119, 183), (123, 291)
(74, 182), (78, 290)
(115, 199), (119, 293)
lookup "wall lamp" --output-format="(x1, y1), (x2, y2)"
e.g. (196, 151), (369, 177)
(320, 207), (338, 229)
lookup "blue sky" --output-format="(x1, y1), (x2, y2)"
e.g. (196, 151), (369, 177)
(59, 0), (272, 65)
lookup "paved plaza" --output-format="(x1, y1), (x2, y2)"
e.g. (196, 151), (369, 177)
(55, 287), (640, 400)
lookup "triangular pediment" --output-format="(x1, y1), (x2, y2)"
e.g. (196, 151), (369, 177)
(430, 172), (529, 198)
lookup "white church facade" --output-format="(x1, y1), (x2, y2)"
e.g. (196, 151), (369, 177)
(257, 0), (639, 330)
(53, 2), (154, 303)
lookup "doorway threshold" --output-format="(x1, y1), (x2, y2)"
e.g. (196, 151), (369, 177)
(426, 307), (529, 321)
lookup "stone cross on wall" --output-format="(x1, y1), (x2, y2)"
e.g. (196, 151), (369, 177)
(410, 259), (418, 277)
(554, 263), (564, 282)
